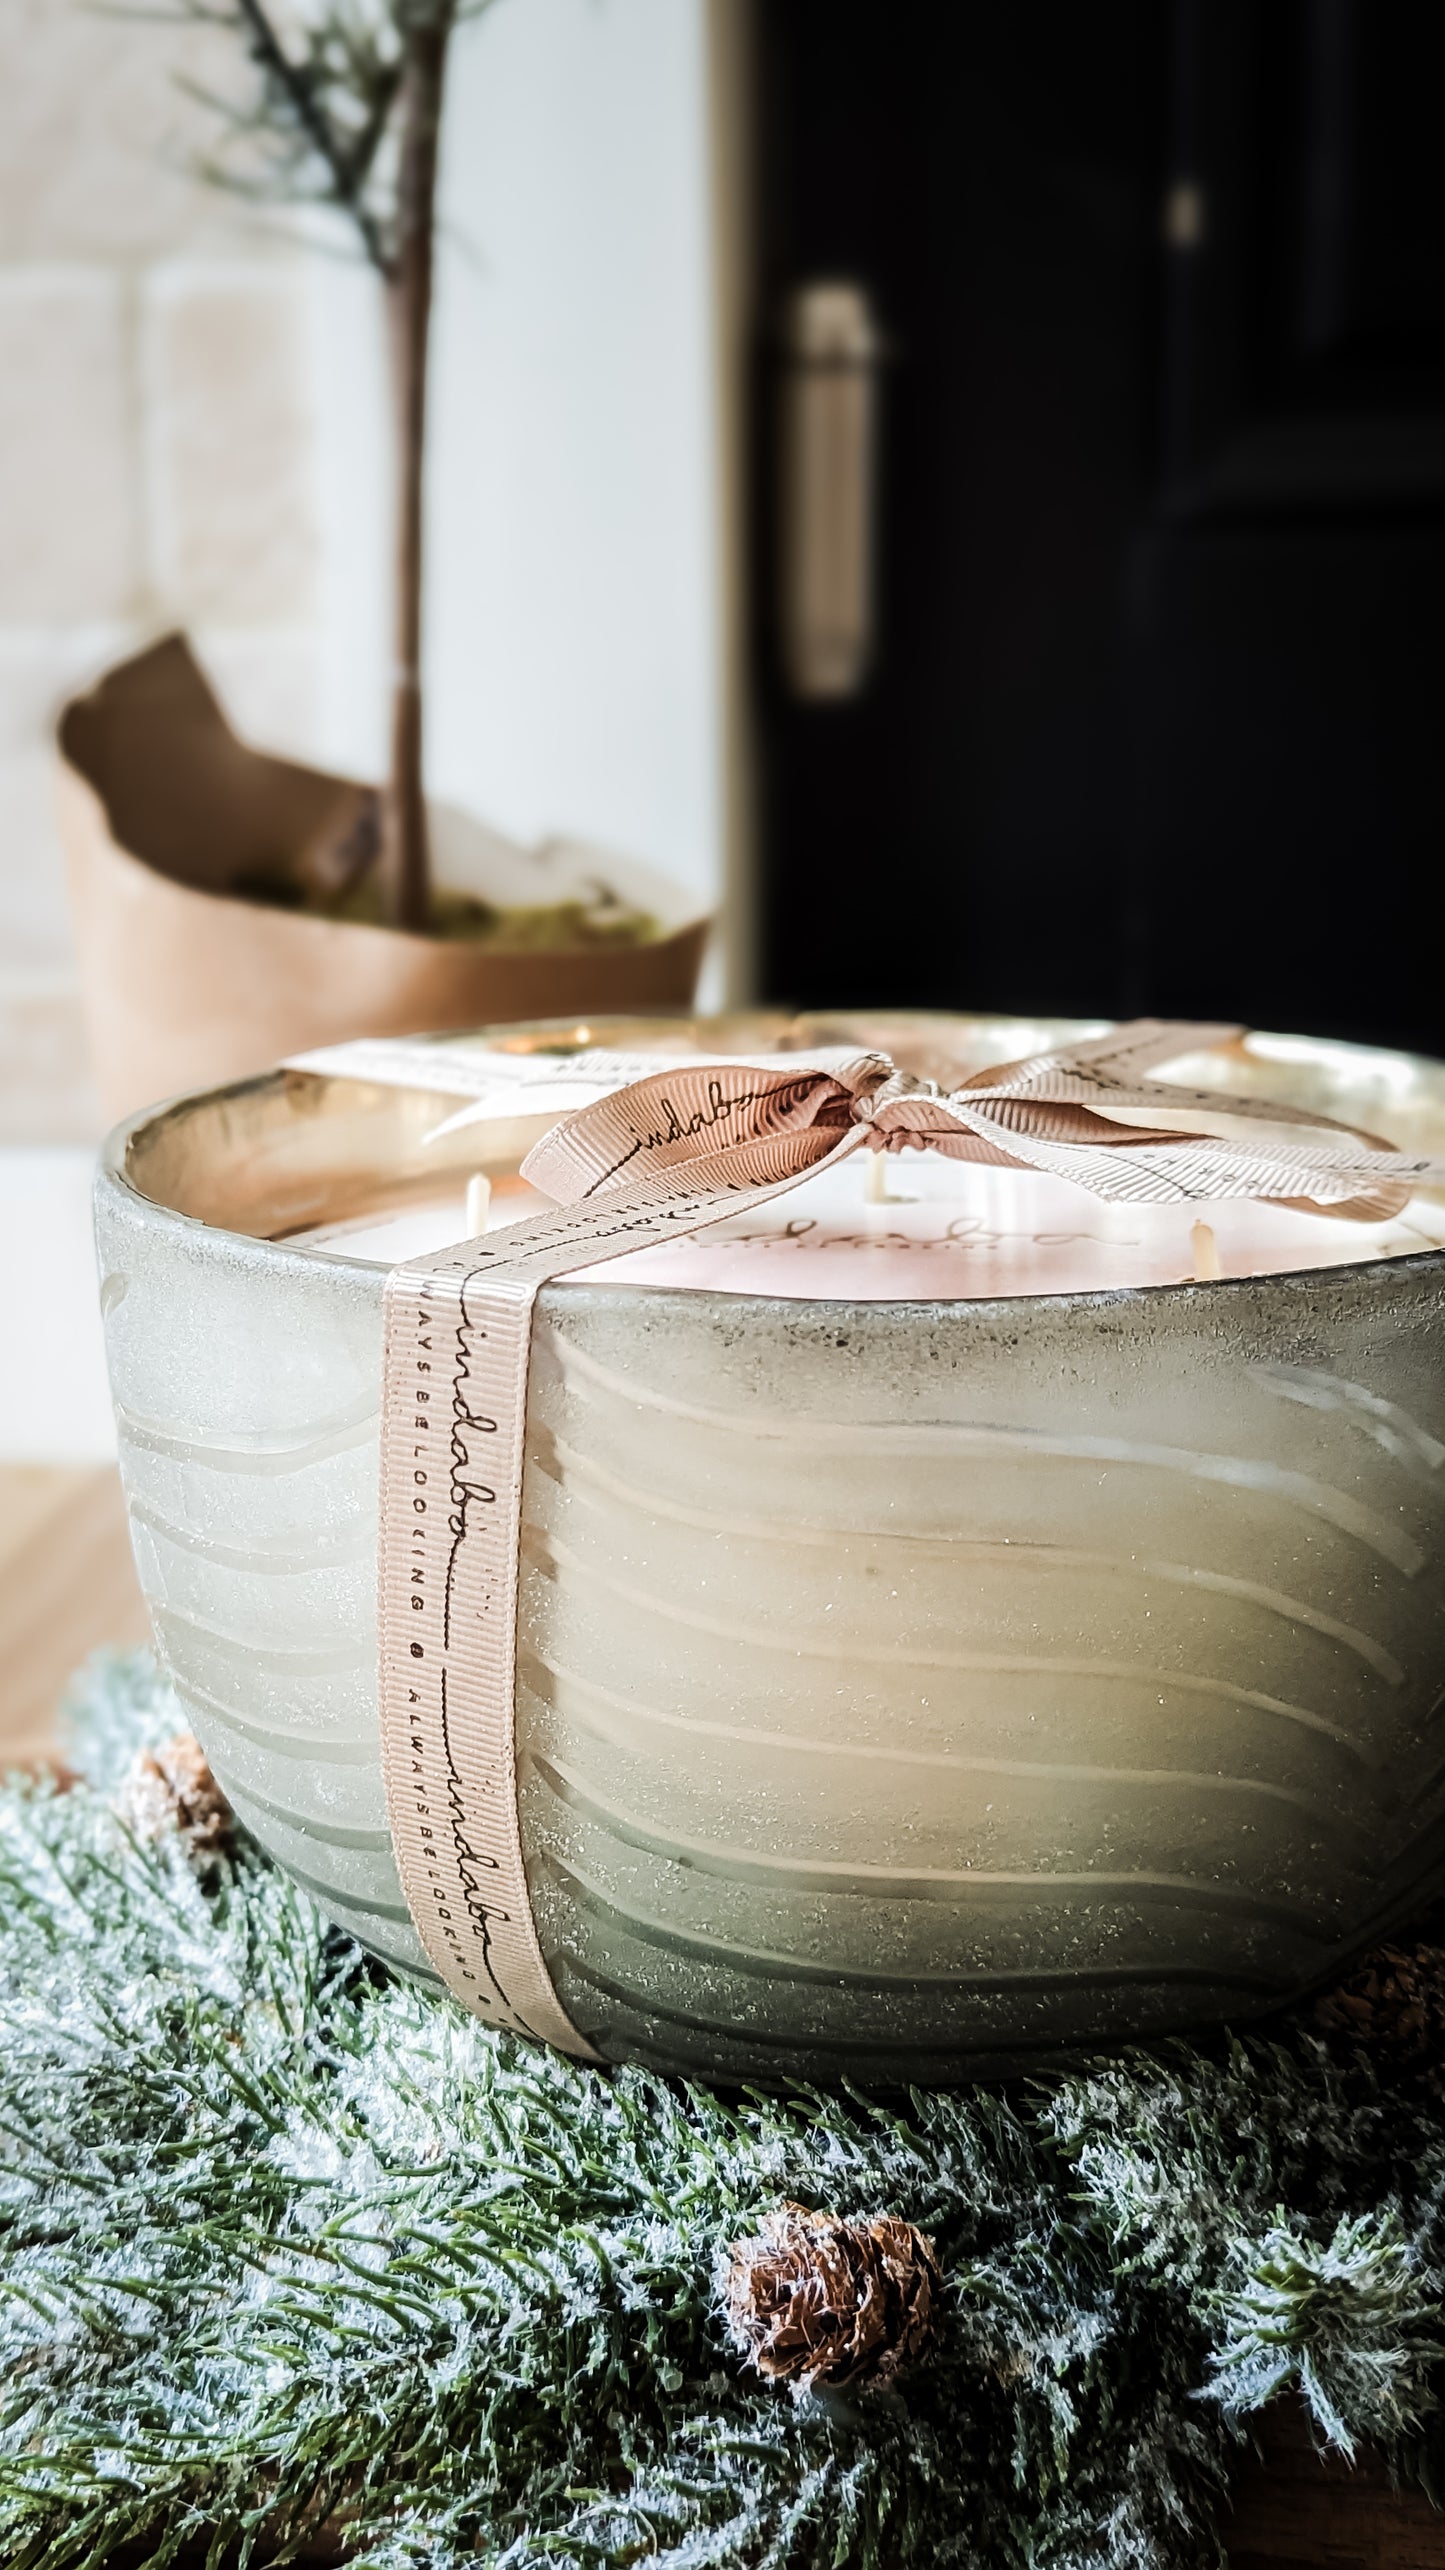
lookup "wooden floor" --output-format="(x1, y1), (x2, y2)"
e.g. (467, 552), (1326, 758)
(0, 1467), (1442, 2565)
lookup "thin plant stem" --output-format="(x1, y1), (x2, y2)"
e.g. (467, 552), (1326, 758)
(382, 7), (454, 930)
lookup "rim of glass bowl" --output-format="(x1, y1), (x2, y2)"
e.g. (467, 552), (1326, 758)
(99, 1011), (1445, 1317)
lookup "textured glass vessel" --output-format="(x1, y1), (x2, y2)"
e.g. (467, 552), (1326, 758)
(96, 1014), (1445, 2082)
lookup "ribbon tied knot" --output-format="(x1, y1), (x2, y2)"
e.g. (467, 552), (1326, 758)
(521, 1018), (1441, 1224)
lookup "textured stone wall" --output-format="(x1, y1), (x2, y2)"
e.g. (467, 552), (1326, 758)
(0, 0), (326, 1139)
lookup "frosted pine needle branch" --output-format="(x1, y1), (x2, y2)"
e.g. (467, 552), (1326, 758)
(5, 1651), (1445, 2566)
(1208, 2211), (1444, 2456)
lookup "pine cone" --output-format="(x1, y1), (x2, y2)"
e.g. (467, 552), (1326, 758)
(116, 1733), (231, 1864)
(722, 2201), (941, 2396)
(1314, 1938), (1445, 2083)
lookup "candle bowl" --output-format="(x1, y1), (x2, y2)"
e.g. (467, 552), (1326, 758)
(97, 1015), (1445, 2083)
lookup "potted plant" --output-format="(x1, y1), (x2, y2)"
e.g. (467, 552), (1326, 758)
(57, 0), (709, 1119)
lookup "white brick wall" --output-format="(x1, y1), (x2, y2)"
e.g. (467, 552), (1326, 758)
(0, 2), (326, 1140)
(144, 268), (320, 625)
(0, 273), (136, 620)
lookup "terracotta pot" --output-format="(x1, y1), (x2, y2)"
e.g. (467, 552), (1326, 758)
(58, 635), (710, 1121)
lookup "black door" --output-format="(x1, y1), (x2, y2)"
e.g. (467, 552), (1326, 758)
(752, 1), (1445, 1054)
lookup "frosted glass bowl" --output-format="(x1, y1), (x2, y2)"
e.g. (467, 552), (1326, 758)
(96, 1013), (1445, 2082)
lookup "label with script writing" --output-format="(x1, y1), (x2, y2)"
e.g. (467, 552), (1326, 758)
(286, 1035), (853, 1132)
(377, 1066), (867, 2053)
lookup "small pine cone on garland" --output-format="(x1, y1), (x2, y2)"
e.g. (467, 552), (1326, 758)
(115, 1733), (232, 1866)
(1314, 1937), (1445, 2087)
(722, 2201), (941, 2397)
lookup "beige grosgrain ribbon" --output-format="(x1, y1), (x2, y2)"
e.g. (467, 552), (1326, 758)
(377, 1021), (1445, 2052)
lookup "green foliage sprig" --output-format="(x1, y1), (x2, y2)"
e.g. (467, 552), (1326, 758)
(165, 0), (495, 276)
(3, 1653), (1445, 2567)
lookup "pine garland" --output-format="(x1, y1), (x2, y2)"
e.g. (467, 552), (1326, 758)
(3, 1655), (1445, 2568)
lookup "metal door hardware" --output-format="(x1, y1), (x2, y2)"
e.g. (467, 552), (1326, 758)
(778, 282), (885, 700)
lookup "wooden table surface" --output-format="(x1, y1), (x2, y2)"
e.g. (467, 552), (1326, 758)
(1, 1462), (1441, 2568)
(0, 1463), (150, 1760)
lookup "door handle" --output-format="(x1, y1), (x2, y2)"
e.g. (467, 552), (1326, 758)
(778, 281), (885, 700)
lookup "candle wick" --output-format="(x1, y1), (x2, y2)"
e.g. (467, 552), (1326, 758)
(1190, 1219), (1223, 1282)
(465, 1172), (492, 1237)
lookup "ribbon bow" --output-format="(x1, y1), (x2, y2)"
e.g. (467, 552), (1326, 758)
(521, 1018), (1435, 1224)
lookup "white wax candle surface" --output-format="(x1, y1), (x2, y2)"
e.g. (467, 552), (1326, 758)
(293, 1149), (1445, 1299)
